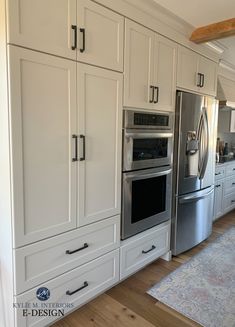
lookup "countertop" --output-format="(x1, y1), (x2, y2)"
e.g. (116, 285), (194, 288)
(216, 158), (235, 166)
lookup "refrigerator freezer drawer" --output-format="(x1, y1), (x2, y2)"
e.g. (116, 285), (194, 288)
(172, 187), (214, 255)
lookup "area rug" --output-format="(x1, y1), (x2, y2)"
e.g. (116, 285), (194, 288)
(147, 228), (235, 327)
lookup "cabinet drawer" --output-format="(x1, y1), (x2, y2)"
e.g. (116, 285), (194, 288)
(14, 216), (120, 295)
(224, 176), (235, 195)
(215, 166), (225, 180)
(225, 164), (235, 177)
(14, 249), (119, 327)
(120, 221), (170, 280)
(223, 194), (235, 213)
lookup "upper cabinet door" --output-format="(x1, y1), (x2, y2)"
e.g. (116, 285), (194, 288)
(77, 64), (122, 227)
(153, 35), (177, 112)
(177, 45), (199, 92)
(124, 19), (155, 110)
(198, 56), (218, 96)
(9, 46), (77, 247)
(7, 0), (77, 60)
(77, 0), (124, 71)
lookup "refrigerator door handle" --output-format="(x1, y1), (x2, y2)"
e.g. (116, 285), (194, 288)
(199, 107), (209, 180)
(178, 187), (214, 204)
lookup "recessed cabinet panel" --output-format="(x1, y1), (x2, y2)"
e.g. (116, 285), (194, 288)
(124, 19), (154, 109)
(77, 0), (124, 71)
(154, 35), (177, 111)
(7, 0), (77, 60)
(199, 56), (217, 96)
(77, 64), (122, 226)
(177, 45), (198, 92)
(9, 46), (77, 247)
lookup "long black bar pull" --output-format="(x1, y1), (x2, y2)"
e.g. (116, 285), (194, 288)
(71, 25), (77, 50)
(66, 281), (89, 296)
(66, 243), (89, 255)
(80, 28), (85, 53)
(79, 135), (86, 161)
(142, 245), (156, 254)
(72, 135), (78, 162)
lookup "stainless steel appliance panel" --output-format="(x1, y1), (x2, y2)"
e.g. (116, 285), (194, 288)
(122, 166), (172, 239)
(123, 129), (173, 171)
(171, 186), (214, 255)
(176, 92), (203, 195)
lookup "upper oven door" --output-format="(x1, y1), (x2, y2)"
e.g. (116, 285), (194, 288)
(123, 130), (173, 171)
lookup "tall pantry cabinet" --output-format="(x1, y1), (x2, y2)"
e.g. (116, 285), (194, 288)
(1, 0), (123, 326)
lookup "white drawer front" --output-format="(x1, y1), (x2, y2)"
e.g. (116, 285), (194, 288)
(225, 164), (235, 177)
(14, 216), (120, 295)
(14, 249), (119, 327)
(224, 176), (235, 195)
(120, 222), (170, 280)
(224, 194), (235, 213)
(215, 166), (225, 180)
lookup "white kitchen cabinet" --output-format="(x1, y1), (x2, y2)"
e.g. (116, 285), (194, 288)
(77, 0), (124, 71)
(120, 221), (170, 280)
(198, 56), (217, 96)
(77, 64), (122, 226)
(177, 45), (218, 96)
(14, 216), (120, 294)
(9, 46), (77, 247)
(177, 45), (199, 93)
(124, 19), (154, 109)
(153, 35), (177, 111)
(7, 0), (124, 71)
(15, 249), (120, 327)
(214, 181), (224, 220)
(7, 0), (77, 60)
(124, 19), (177, 111)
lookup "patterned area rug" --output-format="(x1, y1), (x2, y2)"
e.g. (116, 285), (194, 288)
(147, 228), (235, 327)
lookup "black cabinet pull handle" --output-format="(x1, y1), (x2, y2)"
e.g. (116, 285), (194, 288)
(231, 200), (235, 203)
(71, 25), (77, 50)
(201, 74), (205, 87)
(232, 183), (235, 185)
(66, 243), (88, 255)
(149, 85), (154, 103)
(80, 28), (85, 53)
(66, 281), (88, 296)
(79, 135), (86, 161)
(154, 86), (159, 103)
(216, 184), (221, 188)
(233, 168), (235, 171)
(215, 172), (221, 175)
(72, 135), (78, 162)
(142, 245), (156, 254)
(197, 73), (201, 87)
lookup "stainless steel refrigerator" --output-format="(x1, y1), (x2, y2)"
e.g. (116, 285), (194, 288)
(171, 91), (218, 255)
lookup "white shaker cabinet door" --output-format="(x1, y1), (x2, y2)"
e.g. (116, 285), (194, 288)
(153, 35), (177, 112)
(77, 0), (124, 71)
(7, 0), (77, 60)
(177, 45), (199, 92)
(124, 19), (155, 109)
(9, 46), (77, 247)
(199, 56), (218, 96)
(77, 64), (122, 227)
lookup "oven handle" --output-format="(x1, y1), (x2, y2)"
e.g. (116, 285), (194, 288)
(125, 131), (173, 138)
(125, 168), (172, 181)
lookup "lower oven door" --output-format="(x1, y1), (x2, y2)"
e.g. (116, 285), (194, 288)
(121, 166), (172, 240)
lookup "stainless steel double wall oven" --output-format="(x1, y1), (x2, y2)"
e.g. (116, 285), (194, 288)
(121, 110), (173, 240)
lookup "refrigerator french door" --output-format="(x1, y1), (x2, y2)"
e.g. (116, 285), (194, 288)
(172, 91), (218, 255)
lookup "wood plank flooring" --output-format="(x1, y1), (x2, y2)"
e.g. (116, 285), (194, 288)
(53, 211), (235, 327)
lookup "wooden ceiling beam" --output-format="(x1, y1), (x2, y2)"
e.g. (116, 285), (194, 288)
(190, 18), (235, 44)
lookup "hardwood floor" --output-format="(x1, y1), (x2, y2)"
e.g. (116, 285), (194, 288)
(53, 211), (235, 327)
